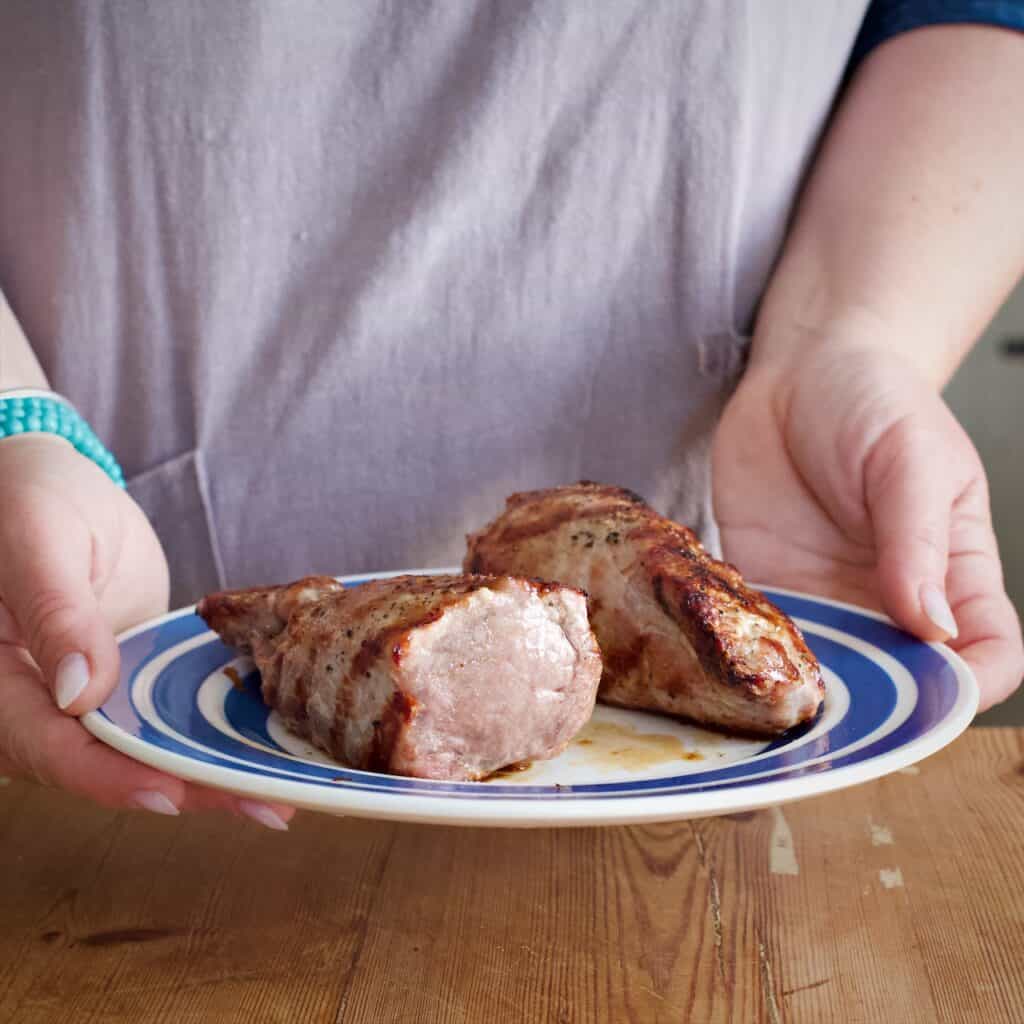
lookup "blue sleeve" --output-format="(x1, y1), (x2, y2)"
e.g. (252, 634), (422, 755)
(851, 0), (1024, 68)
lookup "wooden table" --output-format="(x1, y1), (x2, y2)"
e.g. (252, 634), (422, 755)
(1, 728), (1021, 1024)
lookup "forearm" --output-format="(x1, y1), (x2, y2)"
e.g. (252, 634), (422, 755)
(752, 25), (1024, 388)
(0, 289), (48, 390)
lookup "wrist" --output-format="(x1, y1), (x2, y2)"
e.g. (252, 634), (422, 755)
(748, 304), (949, 391)
(0, 430), (77, 458)
(0, 390), (125, 487)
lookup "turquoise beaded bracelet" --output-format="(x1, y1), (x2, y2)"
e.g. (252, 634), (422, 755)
(0, 390), (126, 488)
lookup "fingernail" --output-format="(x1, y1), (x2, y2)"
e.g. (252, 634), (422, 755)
(132, 790), (181, 816)
(55, 652), (90, 710)
(920, 583), (958, 639)
(238, 800), (289, 832)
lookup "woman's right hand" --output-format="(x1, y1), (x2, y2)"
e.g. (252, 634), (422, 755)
(0, 434), (293, 827)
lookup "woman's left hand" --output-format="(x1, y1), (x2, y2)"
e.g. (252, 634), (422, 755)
(713, 336), (1023, 711)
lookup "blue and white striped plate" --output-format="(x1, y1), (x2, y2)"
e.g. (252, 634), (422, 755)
(82, 570), (978, 827)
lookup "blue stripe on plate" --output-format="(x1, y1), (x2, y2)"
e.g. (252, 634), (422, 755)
(98, 590), (960, 801)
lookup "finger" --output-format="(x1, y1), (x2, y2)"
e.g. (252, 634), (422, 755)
(944, 483), (1024, 711)
(950, 588), (1024, 712)
(0, 505), (120, 714)
(0, 644), (187, 807)
(177, 789), (296, 828)
(175, 783), (295, 826)
(0, 647), (295, 826)
(232, 799), (296, 830)
(864, 416), (961, 641)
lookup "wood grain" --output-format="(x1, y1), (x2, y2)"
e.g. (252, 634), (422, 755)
(0, 729), (1021, 1023)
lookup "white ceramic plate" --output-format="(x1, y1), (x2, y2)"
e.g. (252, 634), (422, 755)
(82, 569), (978, 827)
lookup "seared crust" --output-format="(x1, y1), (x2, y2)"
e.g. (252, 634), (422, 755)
(197, 575), (345, 653)
(465, 482), (824, 736)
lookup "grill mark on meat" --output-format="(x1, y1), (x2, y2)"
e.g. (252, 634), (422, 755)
(366, 691), (416, 771)
(648, 572), (723, 684)
(260, 649), (283, 708)
(651, 573), (673, 621)
(604, 636), (648, 678)
(290, 682), (308, 723)
(352, 635), (383, 679)
(352, 608), (448, 680)
(492, 501), (628, 545)
(649, 546), (799, 694)
(528, 578), (570, 597)
(575, 480), (648, 505)
(629, 523), (703, 553)
(289, 638), (312, 723)
(486, 483), (656, 544)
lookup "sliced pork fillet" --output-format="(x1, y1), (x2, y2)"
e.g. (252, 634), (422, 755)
(198, 573), (602, 780)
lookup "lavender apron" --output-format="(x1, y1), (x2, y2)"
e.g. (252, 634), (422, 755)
(0, 1), (867, 605)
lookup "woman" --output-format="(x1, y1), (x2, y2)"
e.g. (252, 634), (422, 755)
(0, 2), (1021, 829)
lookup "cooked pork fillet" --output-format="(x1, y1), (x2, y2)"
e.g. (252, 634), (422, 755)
(198, 573), (602, 780)
(465, 483), (824, 736)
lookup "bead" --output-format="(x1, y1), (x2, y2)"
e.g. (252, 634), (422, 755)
(0, 397), (124, 487)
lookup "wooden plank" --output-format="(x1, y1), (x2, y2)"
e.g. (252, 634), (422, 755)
(0, 729), (1021, 1023)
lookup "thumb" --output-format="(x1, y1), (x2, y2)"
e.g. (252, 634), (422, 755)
(0, 509), (120, 715)
(865, 421), (958, 642)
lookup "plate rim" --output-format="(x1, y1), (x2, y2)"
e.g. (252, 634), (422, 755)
(81, 571), (980, 827)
